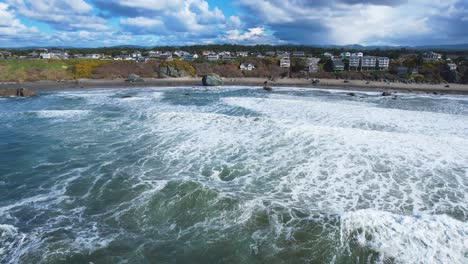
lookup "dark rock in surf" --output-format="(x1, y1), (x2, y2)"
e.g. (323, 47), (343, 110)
(0, 87), (37, 97)
(381, 91), (392, 96)
(202, 74), (223, 86)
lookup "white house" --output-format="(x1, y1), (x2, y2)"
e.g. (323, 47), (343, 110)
(322, 52), (334, 58)
(236, 51), (249, 57)
(280, 56), (291, 68)
(423, 51), (442, 62)
(240, 63), (255, 71)
(341, 52), (351, 58)
(447, 63), (457, 71)
(39, 52), (52, 59)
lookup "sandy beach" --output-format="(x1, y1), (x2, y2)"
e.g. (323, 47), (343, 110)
(1, 77), (468, 94)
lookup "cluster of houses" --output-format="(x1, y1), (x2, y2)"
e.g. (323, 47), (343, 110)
(327, 52), (390, 71)
(0, 48), (462, 76)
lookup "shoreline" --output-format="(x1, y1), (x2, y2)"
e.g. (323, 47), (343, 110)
(1, 77), (468, 95)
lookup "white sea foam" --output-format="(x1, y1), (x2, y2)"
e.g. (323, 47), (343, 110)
(223, 97), (468, 138)
(340, 209), (468, 264)
(32, 110), (91, 118)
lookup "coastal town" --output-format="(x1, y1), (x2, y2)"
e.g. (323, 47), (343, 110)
(0, 46), (467, 84)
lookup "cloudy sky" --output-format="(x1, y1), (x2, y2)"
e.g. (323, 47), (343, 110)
(1, 0), (467, 47)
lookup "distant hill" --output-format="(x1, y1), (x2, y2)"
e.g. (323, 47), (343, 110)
(3, 43), (468, 51)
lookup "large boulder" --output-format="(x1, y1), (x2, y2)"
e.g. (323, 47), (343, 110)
(126, 74), (144, 82)
(202, 74), (223, 86)
(0, 88), (37, 97)
(159, 66), (188, 78)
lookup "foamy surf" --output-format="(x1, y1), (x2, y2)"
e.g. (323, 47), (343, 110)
(0, 86), (466, 263)
(340, 209), (468, 263)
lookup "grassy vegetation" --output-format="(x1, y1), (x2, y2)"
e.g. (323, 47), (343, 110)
(0, 59), (113, 82)
(0, 59), (71, 82)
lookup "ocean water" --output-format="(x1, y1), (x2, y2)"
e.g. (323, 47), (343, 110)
(0, 86), (467, 264)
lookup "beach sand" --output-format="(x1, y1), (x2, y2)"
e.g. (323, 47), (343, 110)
(1, 77), (468, 94)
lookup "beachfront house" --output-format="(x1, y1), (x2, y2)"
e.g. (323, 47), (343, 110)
(332, 59), (345, 71)
(447, 63), (457, 71)
(349, 55), (360, 70)
(361, 56), (377, 70)
(250, 52), (263, 58)
(39, 52), (52, 59)
(206, 53), (219, 61)
(240, 63), (255, 71)
(377, 57), (390, 70)
(236, 51), (249, 57)
(322, 52), (334, 59)
(341, 52), (351, 58)
(292, 51), (305, 57)
(148, 50), (160, 58)
(307, 57), (320, 73)
(280, 56), (291, 68)
(183, 54), (198, 61)
(0, 51), (12, 59)
(160, 52), (173, 60)
(85, 54), (102, 59)
(423, 51), (442, 62)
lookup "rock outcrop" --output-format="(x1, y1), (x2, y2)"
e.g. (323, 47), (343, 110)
(202, 74), (223, 86)
(159, 66), (188, 78)
(126, 74), (144, 82)
(0, 88), (37, 97)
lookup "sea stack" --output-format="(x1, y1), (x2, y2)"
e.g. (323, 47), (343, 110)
(202, 74), (224, 86)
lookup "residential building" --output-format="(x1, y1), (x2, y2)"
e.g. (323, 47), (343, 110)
(202, 50), (214, 56)
(377, 57), (390, 70)
(85, 54), (102, 59)
(361, 56), (377, 70)
(349, 55), (360, 69)
(280, 56), (291, 68)
(265, 51), (276, 57)
(240, 63), (255, 71)
(131, 51), (142, 58)
(351, 52), (364, 57)
(292, 51), (305, 57)
(447, 63), (457, 71)
(183, 54), (198, 61)
(307, 57), (320, 73)
(40, 52), (52, 59)
(341, 52), (351, 58)
(0, 51), (12, 59)
(159, 52), (173, 60)
(206, 54), (219, 61)
(322, 52), (334, 59)
(423, 51), (442, 62)
(332, 59), (345, 71)
(148, 50), (160, 58)
(250, 52), (263, 58)
(236, 51), (248, 57)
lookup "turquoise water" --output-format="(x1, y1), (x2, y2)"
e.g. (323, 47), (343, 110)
(0, 86), (467, 263)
